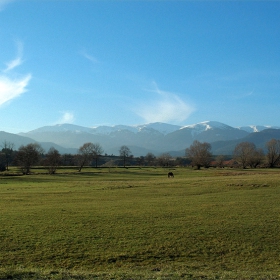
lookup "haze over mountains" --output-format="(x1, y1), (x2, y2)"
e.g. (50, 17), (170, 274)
(1, 121), (280, 156)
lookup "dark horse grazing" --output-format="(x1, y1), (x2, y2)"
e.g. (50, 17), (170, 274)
(168, 172), (174, 178)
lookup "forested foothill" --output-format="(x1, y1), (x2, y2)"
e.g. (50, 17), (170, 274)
(1, 138), (280, 174)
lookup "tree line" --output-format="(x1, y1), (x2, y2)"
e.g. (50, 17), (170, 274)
(186, 139), (280, 169)
(1, 138), (280, 174)
(0, 142), (151, 174)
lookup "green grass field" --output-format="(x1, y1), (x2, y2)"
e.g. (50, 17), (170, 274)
(1, 167), (280, 279)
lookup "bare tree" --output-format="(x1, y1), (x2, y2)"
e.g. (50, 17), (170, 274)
(92, 143), (104, 168)
(247, 148), (264, 168)
(233, 142), (257, 169)
(215, 155), (225, 168)
(137, 156), (145, 166)
(102, 159), (116, 172)
(185, 140), (212, 169)
(119, 145), (131, 167)
(266, 139), (280, 168)
(0, 153), (6, 171)
(1, 141), (15, 171)
(157, 153), (172, 167)
(61, 153), (76, 166)
(77, 142), (95, 172)
(15, 143), (44, 174)
(145, 152), (156, 166)
(44, 147), (61, 174)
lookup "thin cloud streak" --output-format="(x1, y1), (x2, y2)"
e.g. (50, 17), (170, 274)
(135, 83), (195, 124)
(229, 90), (254, 100)
(4, 57), (23, 72)
(80, 49), (98, 64)
(4, 40), (24, 72)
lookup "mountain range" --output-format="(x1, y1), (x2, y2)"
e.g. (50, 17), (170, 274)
(1, 121), (280, 156)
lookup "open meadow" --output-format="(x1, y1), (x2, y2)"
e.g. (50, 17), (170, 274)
(1, 167), (280, 279)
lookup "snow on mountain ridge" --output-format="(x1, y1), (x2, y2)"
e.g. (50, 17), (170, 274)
(137, 122), (180, 135)
(91, 125), (138, 135)
(180, 121), (233, 137)
(182, 121), (232, 129)
(90, 122), (180, 135)
(22, 121), (280, 136)
(238, 125), (280, 133)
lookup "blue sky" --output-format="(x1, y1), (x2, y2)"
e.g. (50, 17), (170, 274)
(0, 0), (280, 133)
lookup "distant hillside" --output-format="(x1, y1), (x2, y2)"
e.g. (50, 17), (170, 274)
(0, 131), (76, 154)
(18, 121), (249, 155)
(0, 121), (278, 156)
(210, 129), (280, 155)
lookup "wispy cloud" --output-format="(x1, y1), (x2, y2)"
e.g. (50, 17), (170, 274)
(57, 111), (75, 124)
(4, 40), (23, 72)
(0, 41), (31, 106)
(231, 90), (254, 100)
(135, 82), (195, 124)
(0, 0), (14, 11)
(80, 49), (98, 64)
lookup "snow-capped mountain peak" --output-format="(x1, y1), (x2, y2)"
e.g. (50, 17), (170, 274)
(136, 122), (181, 135)
(23, 121), (279, 137)
(181, 121), (232, 132)
(16, 121), (280, 157)
(91, 125), (138, 135)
